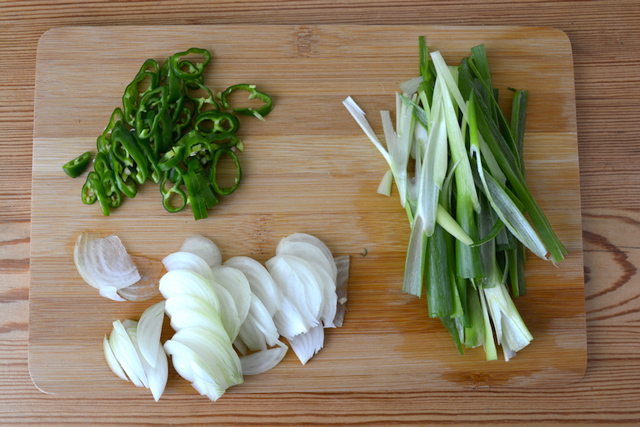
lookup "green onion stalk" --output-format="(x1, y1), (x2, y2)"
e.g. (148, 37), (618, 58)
(343, 36), (565, 361)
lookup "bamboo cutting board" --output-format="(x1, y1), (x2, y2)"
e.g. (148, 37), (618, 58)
(30, 25), (585, 398)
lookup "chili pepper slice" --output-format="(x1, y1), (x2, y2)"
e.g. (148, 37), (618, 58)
(167, 166), (182, 184)
(184, 159), (218, 220)
(160, 169), (187, 213)
(171, 101), (194, 141)
(93, 151), (112, 177)
(185, 137), (214, 167)
(123, 59), (160, 127)
(210, 148), (242, 196)
(97, 107), (125, 153)
(170, 48), (211, 81)
(101, 170), (122, 208)
(205, 131), (243, 150)
(111, 120), (149, 184)
(194, 110), (240, 134)
(63, 151), (92, 178)
(135, 86), (168, 140)
(220, 84), (273, 120)
(109, 149), (138, 199)
(134, 58), (160, 80)
(158, 145), (185, 171)
(81, 177), (97, 205)
(185, 79), (220, 115)
(182, 171), (206, 220)
(149, 103), (178, 156)
(87, 171), (111, 216)
(130, 129), (162, 184)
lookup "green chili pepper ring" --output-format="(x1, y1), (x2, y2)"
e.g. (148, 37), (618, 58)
(220, 84), (273, 119)
(210, 148), (242, 196)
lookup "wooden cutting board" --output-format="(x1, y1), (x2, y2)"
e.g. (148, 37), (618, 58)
(30, 25), (585, 398)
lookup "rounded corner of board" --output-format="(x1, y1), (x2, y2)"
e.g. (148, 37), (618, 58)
(541, 26), (574, 49)
(38, 27), (66, 46)
(27, 362), (58, 397)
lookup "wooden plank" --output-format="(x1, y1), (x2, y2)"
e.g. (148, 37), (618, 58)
(29, 25), (584, 397)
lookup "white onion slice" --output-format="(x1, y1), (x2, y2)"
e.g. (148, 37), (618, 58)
(171, 327), (243, 389)
(123, 321), (168, 401)
(236, 294), (280, 353)
(163, 339), (200, 383)
(169, 306), (222, 333)
(159, 270), (220, 314)
(108, 320), (147, 388)
(276, 233), (337, 281)
(74, 232), (140, 294)
(121, 320), (150, 389)
(240, 340), (288, 375)
(146, 343), (169, 402)
(272, 295), (309, 339)
(179, 234), (222, 268)
(266, 255), (322, 330)
(162, 252), (215, 282)
(224, 256), (282, 317)
(164, 294), (213, 320)
(304, 260), (337, 328)
(103, 335), (128, 381)
(136, 301), (165, 368)
(276, 240), (337, 283)
(211, 266), (251, 329)
(205, 281), (241, 341)
(288, 325), (325, 365)
(191, 363), (226, 401)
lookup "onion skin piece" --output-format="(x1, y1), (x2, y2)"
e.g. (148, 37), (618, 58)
(333, 255), (350, 327)
(117, 255), (164, 302)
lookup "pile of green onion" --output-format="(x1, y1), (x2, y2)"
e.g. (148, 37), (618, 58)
(344, 37), (566, 360)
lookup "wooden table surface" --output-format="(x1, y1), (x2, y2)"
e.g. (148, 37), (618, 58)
(1, 1), (638, 425)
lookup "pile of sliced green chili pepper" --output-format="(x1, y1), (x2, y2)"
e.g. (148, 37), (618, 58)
(64, 47), (274, 220)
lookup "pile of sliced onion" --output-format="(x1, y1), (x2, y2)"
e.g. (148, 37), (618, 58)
(100, 233), (349, 402)
(74, 232), (162, 302)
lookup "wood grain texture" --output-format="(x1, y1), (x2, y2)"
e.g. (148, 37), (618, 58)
(1, 1), (639, 425)
(29, 24), (584, 396)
